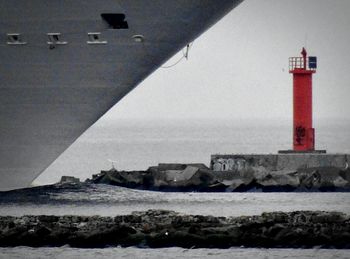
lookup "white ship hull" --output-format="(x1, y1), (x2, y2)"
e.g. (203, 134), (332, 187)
(0, 0), (243, 190)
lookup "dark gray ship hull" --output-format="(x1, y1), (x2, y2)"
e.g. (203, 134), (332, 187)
(0, 0), (243, 190)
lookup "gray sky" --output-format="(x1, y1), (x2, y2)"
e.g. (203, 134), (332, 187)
(101, 0), (350, 122)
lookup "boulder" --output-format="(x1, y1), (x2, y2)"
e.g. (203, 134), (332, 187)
(59, 176), (80, 184)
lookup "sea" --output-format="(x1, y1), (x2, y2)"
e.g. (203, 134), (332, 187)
(1, 119), (350, 258)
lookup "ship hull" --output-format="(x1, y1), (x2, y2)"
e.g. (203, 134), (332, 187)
(0, 0), (242, 190)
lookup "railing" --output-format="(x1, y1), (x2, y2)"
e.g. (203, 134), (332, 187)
(289, 57), (316, 71)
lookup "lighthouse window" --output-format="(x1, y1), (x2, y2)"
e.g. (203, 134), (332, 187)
(309, 56), (317, 69)
(47, 33), (67, 45)
(101, 13), (128, 29)
(6, 33), (27, 45)
(87, 32), (107, 44)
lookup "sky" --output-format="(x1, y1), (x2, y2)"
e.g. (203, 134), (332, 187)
(100, 0), (350, 122)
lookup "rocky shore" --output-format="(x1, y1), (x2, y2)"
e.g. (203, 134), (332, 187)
(0, 210), (349, 248)
(87, 163), (350, 192)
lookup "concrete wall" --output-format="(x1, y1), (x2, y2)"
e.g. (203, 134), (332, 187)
(276, 154), (348, 170)
(211, 154), (349, 172)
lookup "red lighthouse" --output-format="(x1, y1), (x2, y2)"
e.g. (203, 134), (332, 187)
(289, 48), (317, 152)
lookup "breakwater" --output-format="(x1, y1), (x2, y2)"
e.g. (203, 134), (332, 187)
(0, 210), (349, 248)
(88, 161), (350, 192)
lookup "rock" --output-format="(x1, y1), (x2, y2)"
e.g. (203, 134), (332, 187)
(59, 176), (80, 184)
(223, 179), (246, 191)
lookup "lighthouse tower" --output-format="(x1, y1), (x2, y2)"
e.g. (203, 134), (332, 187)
(288, 48), (323, 152)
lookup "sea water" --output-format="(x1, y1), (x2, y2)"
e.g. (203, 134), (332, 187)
(1, 119), (350, 258)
